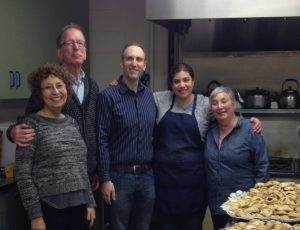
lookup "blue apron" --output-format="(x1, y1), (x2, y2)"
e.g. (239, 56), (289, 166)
(154, 94), (207, 214)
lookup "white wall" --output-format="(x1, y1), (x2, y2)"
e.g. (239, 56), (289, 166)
(89, 0), (169, 91)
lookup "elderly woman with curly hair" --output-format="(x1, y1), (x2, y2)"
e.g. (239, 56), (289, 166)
(15, 63), (96, 230)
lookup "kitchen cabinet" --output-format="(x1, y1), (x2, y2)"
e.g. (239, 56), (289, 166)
(0, 0), (88, 99)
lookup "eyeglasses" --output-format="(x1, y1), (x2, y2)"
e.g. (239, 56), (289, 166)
(41, 83), (66, 92)
(60, 40), (86, 48)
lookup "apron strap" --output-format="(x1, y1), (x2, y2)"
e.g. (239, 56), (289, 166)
(192, 94), (197, 115)
(170, 94), (198, 115)
(168, 94), (176, 111)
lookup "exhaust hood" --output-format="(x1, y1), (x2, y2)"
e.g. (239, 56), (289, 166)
(146, 0), (300, 52)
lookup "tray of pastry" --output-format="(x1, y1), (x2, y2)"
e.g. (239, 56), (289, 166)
(221, 180), (300, 223)
(221, 219), (300, 230)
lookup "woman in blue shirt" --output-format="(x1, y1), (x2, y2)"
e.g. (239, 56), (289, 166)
(204, 86), (269, 230)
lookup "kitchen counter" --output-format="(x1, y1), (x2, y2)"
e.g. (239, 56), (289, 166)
(0, 177), (15, 191)
(270, 174), (300, 183)
(0, 177), (30, 230)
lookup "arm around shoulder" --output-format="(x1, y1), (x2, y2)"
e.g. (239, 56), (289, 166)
(6, 94), (39, 144)
(6, 123), (16, 143)
(8, 123), (35, 147)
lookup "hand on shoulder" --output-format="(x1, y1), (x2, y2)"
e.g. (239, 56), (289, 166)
(12, 123), (35, 147)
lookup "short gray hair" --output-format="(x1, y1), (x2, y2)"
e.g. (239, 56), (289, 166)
(209, 86), (237, 105)
(56, 23), (85, 48)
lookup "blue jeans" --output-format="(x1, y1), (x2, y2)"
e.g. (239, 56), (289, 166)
(108, 169), (155, 230)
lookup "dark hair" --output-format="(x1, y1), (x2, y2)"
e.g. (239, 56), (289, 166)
(121, 42), (146, 60)
(56, 23), (85, 48)
(168, 63), (195, 89)
(27, 63), (73, 108)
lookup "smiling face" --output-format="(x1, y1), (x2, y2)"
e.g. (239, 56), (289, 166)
(171, 70), (195, 102)
(56, 28), (87, 68)
(211, 92), (236, 122)
(40, 75), (68, 113)
(121, 45), (146, 83)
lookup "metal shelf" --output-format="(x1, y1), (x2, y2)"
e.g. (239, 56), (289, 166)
(238, 109), (300, 116)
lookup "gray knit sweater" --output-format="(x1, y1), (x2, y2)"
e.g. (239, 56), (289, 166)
(8, 74), (99, 175)
(15, 114), (96, 220)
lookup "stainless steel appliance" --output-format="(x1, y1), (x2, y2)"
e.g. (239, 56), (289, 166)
(269, 157), (300, 180)
(279, 79), (299, 109)
(244, 88), (271, 109)
(269, 126), (300, 182)
(146, 0), (300, 53)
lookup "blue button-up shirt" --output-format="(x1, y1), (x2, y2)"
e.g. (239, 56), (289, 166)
(72, 69), (85, 104)
(204, 115), (269, 215)
(96, 77), (157, 181)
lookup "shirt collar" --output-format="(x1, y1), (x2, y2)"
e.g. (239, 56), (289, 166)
(117, 75), (145, 94)
(236, 112), (244, 128)
(79, 69), (85, 84)
(70, 69), (85, 85)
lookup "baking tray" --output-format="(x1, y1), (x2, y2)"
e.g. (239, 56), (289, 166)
(221, 191), (300, 223)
